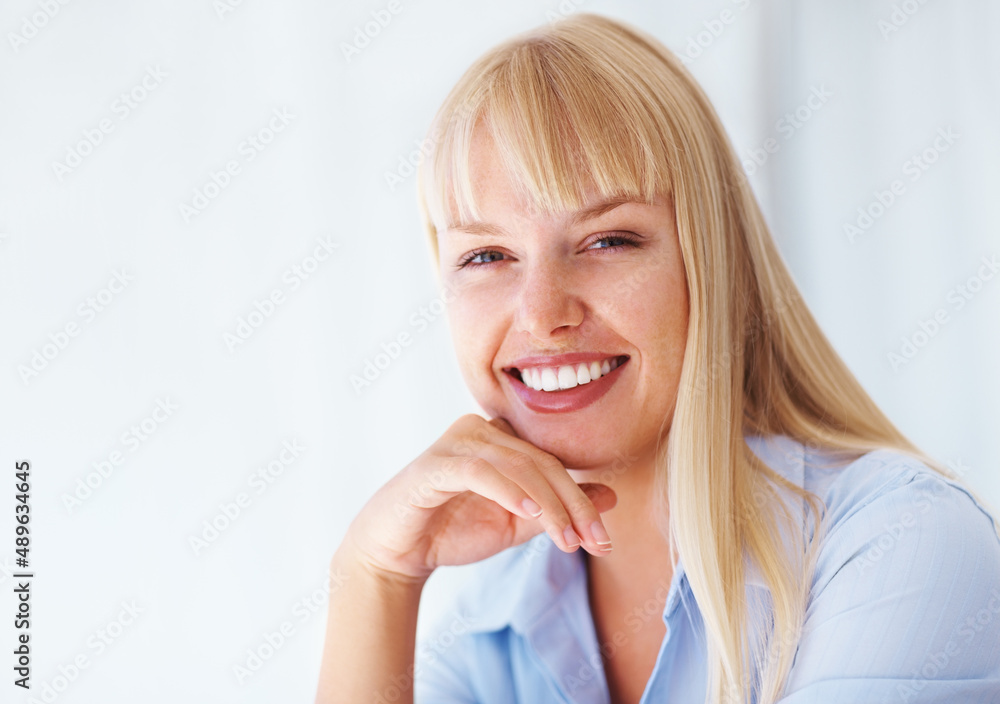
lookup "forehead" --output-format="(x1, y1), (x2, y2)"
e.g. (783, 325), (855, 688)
(443, 125), (612, 232)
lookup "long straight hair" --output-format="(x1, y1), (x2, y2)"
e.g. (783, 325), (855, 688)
(414, 13), (996, 704)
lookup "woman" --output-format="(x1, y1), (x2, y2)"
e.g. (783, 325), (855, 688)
(315, 13), (1000, 704)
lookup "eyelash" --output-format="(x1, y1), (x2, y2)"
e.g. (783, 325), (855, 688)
(455, 233), (643, 270)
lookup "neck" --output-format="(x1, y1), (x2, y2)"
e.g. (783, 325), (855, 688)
(567, 448), (674, 587)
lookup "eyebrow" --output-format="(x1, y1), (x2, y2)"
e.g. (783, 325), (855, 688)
(445, 196), (639, 237)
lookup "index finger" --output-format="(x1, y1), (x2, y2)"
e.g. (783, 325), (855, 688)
(472, 418), (614, 554)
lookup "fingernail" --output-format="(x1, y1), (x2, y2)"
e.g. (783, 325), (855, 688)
(563, 526), (582, 548)
(590, 520), (612, 548)
(522, 498), (543, 517)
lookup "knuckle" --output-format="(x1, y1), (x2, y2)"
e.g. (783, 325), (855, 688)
(543, 501), (572, 527)
(452, 413), (481, 432)
(456, 455), (491, 479)
(450, 439), (475, 457)
(566, 493), (598, 517)
(453, 414), (473, 429)
(502, 450), (536, 476)
(534, 453), (564, 475)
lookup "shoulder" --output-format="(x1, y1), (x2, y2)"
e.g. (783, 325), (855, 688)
(802, 447), (1000, 576)
(746, 434), (1000, 555)
(748, 437), (1000, 699)
(746, 435), (1000, 626)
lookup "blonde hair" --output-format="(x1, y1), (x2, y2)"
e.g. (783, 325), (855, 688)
(414, 12), (996, 704)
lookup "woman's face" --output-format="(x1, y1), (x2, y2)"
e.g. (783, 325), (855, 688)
(437, 128), (689, 472)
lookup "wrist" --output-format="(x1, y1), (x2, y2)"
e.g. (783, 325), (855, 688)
(332, 537), (430, 593)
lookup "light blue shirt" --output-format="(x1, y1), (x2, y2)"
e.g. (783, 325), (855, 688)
(413, 434), (1000, 703)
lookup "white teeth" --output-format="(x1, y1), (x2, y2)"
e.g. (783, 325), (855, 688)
(517, 356), (624, 393)
(529, 367), (542, 391)
(557, 365), (578, 389)
(540, 368), (559, 391)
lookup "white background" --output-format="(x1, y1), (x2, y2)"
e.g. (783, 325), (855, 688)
(1, 0), (998, 701)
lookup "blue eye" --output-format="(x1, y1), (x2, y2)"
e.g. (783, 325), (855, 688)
(589, 234), (639, 250)
(459, 249), (506, 267)
(455, 233), (642, 270)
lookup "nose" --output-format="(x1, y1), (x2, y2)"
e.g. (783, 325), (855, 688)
(512, 258), (586, 339)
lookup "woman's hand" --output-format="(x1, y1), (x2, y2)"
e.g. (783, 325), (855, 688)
(342, 413), (618, 583)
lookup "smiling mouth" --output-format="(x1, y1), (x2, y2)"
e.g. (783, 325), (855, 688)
(506, 355), (629, 392)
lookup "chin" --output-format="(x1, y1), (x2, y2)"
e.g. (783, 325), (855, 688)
(511, 422), (622, 472)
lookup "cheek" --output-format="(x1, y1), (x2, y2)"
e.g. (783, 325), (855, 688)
(650, 292), (689, 347)
(623, 278), (689, 364)
(598, 273), (685, 332)
(447, 300), (500, 377)
(448, 292), (495, 345)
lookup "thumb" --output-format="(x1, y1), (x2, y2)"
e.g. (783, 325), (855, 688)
(578, 482), (617, 513)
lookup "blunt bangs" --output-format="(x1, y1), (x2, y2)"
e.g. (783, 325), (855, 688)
(418, 24), (681, 249)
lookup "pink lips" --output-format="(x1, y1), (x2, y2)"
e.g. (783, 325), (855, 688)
(504, 357), (629, 414)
